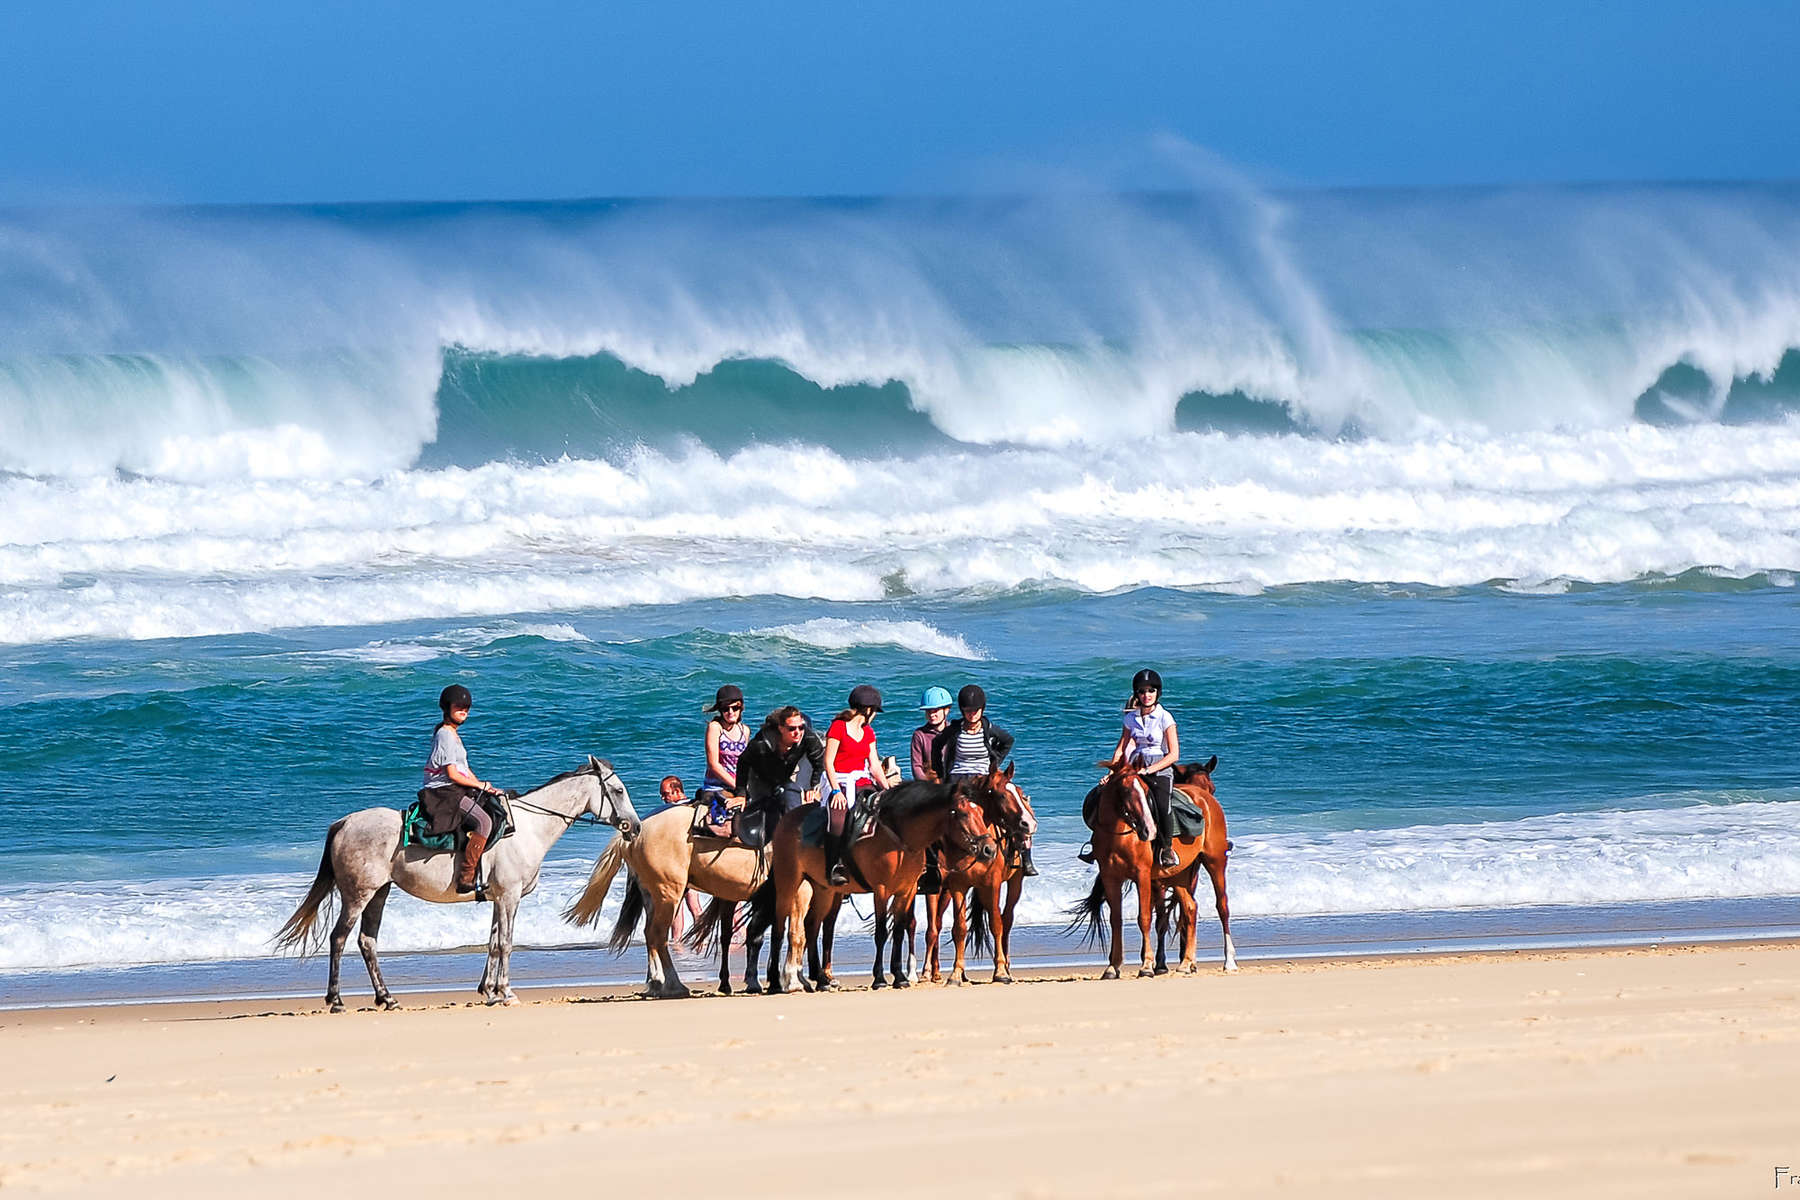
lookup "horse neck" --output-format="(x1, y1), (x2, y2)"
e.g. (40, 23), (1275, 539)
(1098, 778), (1142, 836)
(509, 776), (589, 853)
(886, 794), (954, 853)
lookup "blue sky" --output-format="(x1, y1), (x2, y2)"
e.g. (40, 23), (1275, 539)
(4, 0), (1797, 203)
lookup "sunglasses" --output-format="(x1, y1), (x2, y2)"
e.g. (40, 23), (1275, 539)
(1135, 687), (1158, 696)
(723, 702), (743, 711)
(782, 722), (806, 733)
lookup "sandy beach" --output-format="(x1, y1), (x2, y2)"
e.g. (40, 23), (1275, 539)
(4, 940), (1795, 1198)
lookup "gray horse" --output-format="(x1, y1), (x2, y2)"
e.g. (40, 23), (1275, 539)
(275, 756), (638, 1011)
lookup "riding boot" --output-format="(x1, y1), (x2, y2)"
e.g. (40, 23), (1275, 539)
(1151, 782), (1178, 869)
(1018, 842), (1039, 878)
(455, 831), (488, 894)
(825, 834), (850, 888)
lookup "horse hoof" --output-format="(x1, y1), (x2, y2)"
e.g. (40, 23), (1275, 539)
(1223, 961), (1240, 974)
(1100, 967), (1120, 981)
(746, 980), (763, 995)
(871, 977), (886, 991)
(719, 981), (733, 996)
(328, 999), (345, 1014)
(893, 976), (910, 990)
(1154, 964), (1169, 976)
(993, 973), (1013, 985)
(376, 995), (400, 1010)
(1137, 967), (1156, 979)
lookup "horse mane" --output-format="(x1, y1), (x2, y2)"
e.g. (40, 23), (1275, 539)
(875, 779), (959, 825)
(532, 757), (615, 794)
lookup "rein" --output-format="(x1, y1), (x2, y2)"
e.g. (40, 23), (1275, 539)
(507, 761), (632, 830)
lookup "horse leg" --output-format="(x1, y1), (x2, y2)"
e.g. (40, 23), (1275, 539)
(1135, 875), (1157, 978)
(357, 883), (398, 1010)
(645, 887), (689, 999)
(1101, 875), (1125, 980)
(1177, 884), (1199, 974)
(983, 884), (1010, 984)
(1203, 854), (1238, 972)
(924, 889), (945, 983)
(1154, 884), (1170, 975)
(327, 884), (376, 1012)
(488, 895), (521, 1006)
(889, 893), (912, 989)
(950, 889), (969, 985)
(801, 894), (828, 993)
(1000, 873), (1022, 980)
(813, 894), (841, 990)
(871, 887), (890, 989)
(714, 900), (735, 995)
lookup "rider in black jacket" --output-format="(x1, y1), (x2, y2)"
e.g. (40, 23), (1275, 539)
(928, 684), (1036, 876)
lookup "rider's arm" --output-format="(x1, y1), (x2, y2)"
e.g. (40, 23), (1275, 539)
(1106, 727), (1132, 769)
(990, 723), (1015, 765)
(446, 762), (491, 791)
(1143, 721), (1180, 775)
(823, 734), (849, 807)
(705, 721), (736, 790)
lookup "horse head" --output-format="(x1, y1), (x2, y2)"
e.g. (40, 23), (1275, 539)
(1101, 763), (1156, 843)
(978, 761), (1037, 845)
(1172, 755), (1218, 794)
(582, 755), (641, 840)
(945, 788), (998, 865)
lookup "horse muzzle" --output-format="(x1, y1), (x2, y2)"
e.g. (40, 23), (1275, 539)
(618, 817), (641, 842)
(975, 839), (997, 864)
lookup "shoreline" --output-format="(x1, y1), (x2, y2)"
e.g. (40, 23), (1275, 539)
(6, 893), (1799, 1011)
(4, 939), (1795, 1196)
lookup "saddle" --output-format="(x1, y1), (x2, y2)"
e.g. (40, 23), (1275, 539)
(797, 794), (882, 848)
(688, 802), (775, 851)
(1080, 784), (1208, 840)
(400, 791), (516, 854)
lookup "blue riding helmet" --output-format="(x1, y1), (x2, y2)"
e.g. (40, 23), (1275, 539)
(919, 686), (953, 710)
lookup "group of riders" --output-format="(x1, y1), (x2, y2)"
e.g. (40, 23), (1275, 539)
(418, 666), (1187, 896)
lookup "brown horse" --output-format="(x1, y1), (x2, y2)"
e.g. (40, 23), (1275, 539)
(764, 780), (996, 994)
(923, 762), (1036, 985)
(1070, 756), (1236, 978)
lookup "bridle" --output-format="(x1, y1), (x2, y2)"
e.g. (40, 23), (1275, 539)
(506, 759), (636, 835)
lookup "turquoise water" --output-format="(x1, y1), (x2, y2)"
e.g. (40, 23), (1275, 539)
(3, 185), (1800, 989)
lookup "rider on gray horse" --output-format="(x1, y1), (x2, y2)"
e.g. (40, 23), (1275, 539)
(419, 684), (506, 894)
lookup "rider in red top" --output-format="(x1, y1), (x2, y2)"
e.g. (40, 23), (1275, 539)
(821, 684), (900, 886)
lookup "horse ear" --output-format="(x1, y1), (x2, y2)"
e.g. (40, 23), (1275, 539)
(587, 754), (602, 773)
(1203, 754), (1218, 774)
(1004, 760), (1015, 780)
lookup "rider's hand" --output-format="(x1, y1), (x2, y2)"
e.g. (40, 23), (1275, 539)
(828, 789), (850, 813)
(803, 788), (820, 804)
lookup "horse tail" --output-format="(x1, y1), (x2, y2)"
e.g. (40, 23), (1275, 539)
(273, 819), (344, 955)
(744, 879), (777, 943)
(684, 894), (736, 953)
(606, 870), (646, 953)
(969, 897), (994, 958)
(1062, 874), (1108, 950)
(562, 833), (628, 927)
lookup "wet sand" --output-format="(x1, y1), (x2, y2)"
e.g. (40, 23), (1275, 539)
(3, 941), (1797, 1197)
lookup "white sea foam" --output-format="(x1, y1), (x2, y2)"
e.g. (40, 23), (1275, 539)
(2, 419), (1799, 644)
(745, 619), (989, 660)
(5, 800), (1798, 972)
(308, 621), (591, 666)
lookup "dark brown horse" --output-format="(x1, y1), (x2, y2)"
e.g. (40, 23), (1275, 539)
(923, 762), (1036, 985)
(1071, 757), (1236, 978)
(765, 780), (996, 993)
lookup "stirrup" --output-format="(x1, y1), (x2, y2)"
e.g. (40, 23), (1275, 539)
(1156, 847), (1178, 868)
(1077, 842), (1095, 864)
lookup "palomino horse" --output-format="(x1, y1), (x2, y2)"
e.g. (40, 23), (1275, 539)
(563, 802), (773, 998)
(1070, 757), (1236, 978)
(275, 757), (639, 1010)
(764, 781), (996, 994)
(923, 762), (1037, 985)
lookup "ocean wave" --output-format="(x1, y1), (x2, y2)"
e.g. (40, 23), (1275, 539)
(5, 798), (1797, 971)
(306, 621), (592, 667)
(3, 185), (1800, 481)
(3, 419), (1799, 644)
(742, 618), (989, 660)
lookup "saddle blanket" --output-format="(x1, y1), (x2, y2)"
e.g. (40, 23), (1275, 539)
(1081, 784), (1208, 840)
(797, 796), (880, 847)
(399, 797), (515, 852)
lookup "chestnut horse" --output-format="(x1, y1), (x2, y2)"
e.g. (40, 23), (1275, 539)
(923, 762), (1037, 985)
(1070, 756), (1236, 977)
(764, 781), (997, 993)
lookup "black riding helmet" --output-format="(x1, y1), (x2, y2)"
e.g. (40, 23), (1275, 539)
(957, 683), (986, 711)
(848, 683), (884, 712)
(439, 683), (473, 714)
(1129, 668), (1163, 705)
